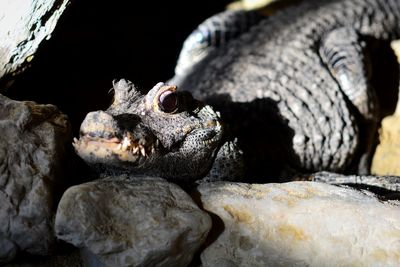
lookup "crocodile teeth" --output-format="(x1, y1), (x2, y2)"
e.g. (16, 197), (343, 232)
(140, 146), (146, 157)
(132, 146), (139, 154)
(121, 137), (131, 151)
(74, 130), (160, 162)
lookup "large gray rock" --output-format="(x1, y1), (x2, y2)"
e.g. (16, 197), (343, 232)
(55, 175), (211, 267)
(0, 94), (71, 262)
(0, 0), (70, 88)
(197, 181), (400, 267)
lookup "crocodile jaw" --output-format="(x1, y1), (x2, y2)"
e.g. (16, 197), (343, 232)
(73, 134), (159, 166)
(73, 110), (161, 168)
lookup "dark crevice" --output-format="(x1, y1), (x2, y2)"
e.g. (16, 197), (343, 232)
(4, 0), (231, 136)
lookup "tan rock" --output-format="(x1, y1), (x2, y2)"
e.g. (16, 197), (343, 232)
(0, 94), (71, 263)
(371, 115), (400, 176)
(227, 0), (282, 11)
(197, 181), (400, 267)
(55, 175), (211, 267)
(389, 40), (400, 115)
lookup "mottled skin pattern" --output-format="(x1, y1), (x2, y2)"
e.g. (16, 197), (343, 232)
(75, 0), (400, 191)
(74, 80), (236, 182)
(175, 9), (264, 78)
(171, 0), (400, 182)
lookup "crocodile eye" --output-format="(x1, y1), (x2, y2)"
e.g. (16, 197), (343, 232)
(158, 90), (178, 113)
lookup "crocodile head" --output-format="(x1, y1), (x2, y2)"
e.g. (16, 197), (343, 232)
(73, 79), (223, 181)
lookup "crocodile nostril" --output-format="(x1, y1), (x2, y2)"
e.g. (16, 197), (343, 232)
(80, 111), (118, 136)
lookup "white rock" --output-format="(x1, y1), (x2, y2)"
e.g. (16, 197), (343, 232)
(197, 181), (400, 267)
(0, 0), (70, 86)
(0, 94), (71, 263)
(55, 175), (211, 267)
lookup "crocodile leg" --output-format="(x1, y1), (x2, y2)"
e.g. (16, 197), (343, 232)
(319, 27), (379, 120)
(173, 9), (265, 80)
(198, 139), (245, 183)
(319, 27), (379, 174)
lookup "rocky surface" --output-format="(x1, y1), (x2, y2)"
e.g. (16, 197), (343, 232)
(0, 0), (70, 88)
(0, 94), (71, 263)
(196, 181), (400, 267)
(55, 175), (211, 267)
(370, 40), (400, 176)
(227, 0), (298, 16)
(371, 115), (400, 176)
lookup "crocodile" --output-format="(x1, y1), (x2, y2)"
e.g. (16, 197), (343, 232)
(73, 80), (234, 182)
(74, 0), (400, 190)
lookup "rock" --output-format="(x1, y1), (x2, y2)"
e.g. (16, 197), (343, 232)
(196, 181), (400, 267)
(227, 0), (299, 17)
(370, 40), (400, 176)
(228, 0), (280, 10)
(0, 94), (71, 262)
(371, 115), (400, 176)
(0, 0), (70, 88)
(55, 175), (211, 267)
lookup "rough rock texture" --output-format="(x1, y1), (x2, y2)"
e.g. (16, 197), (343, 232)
(227, 0), (274, 10)
(370, 40), (400, 176)
(227, 0), (297, 15)
(372, 115), (400, 176)
(55, 175), (212, 267)
(197, 181), (400, 267)
(0, 0), (70, 88)
(0, 94), (71, 263)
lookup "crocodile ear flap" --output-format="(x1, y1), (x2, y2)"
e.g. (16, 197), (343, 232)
(318, 27), (378, 121)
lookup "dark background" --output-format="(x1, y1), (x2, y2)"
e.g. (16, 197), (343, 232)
(5, 0), (231, 134)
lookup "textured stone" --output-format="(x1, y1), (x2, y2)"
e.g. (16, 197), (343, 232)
(55, 175), (211, 267)
(371, 115), (400, 176)
(197, 181), (400, 267)
(227, 0), (295, 15)
(0, 94), (71, 263)
(371, 40), (400, 176)
(0, 0), (70, 88)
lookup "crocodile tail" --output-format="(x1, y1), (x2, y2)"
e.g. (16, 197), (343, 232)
(174, 9), (264, 78)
